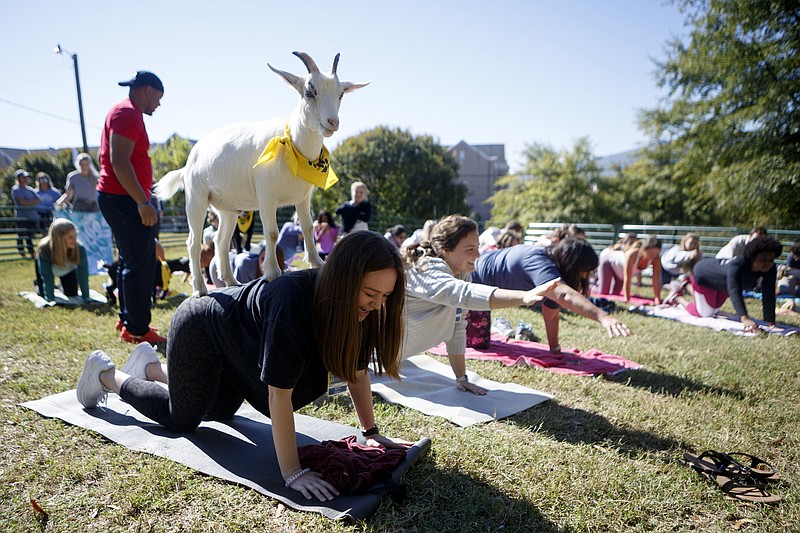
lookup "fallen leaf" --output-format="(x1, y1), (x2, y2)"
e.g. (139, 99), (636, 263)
(30, 498), (47, 517)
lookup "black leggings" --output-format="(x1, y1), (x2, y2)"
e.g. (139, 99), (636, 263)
(118, 296), (243, 432)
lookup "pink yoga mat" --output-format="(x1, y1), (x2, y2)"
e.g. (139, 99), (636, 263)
(428, 333), (641, 376)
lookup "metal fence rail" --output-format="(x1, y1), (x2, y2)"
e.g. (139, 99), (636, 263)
(524, 223), (617, 253)
(620, 224), (740, 258)
(524, 222), (799, 264)
(2, 205), (799, 263)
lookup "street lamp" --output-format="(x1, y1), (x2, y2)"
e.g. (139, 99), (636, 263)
(53, 43), (89, 154)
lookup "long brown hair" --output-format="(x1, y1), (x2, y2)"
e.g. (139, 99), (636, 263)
(403, 215), (477, 266)
(313, 231), (405, 382)
(37, 219), (80, 267)
(549, 238), (599, 295)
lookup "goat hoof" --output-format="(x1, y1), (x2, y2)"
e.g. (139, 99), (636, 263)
(192, 284), (209, 297)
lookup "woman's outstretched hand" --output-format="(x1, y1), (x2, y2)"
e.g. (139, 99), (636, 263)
(599, 315), (633, 337)
(522, 277), (560, 306)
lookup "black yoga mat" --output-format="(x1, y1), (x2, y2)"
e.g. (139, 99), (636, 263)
(21, 390), (430, 520)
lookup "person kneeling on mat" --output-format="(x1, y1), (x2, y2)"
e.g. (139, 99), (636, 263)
(76, 231), (413, 501)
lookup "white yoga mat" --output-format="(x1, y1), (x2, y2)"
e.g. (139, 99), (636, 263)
(18, 289), (108, 309)
(21, 390), (430, 521)
(370, 355), (553, 427)
(640, 305), (800, 336)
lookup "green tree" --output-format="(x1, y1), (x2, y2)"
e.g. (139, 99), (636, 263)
(319, 126), (468, 230)
(1, 149), (77, 205)
(601, 140), (722, 226)
(149, 134), (193, 209)
(641, 0), (800, 227)
(490, 137), (604, 225)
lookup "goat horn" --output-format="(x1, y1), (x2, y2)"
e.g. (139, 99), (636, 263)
(331, 53), (340, 75)
(292, 51), (319, 73)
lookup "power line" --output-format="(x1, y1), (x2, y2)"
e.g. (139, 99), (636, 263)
(0, 96), (101, 130)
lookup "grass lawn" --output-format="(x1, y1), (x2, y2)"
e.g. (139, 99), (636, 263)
(1, 243), (799, 532)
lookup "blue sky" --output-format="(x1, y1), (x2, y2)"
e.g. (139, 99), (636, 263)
(1, 1), (687, 172)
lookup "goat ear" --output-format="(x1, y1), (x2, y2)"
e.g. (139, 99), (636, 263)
(341, 81), (371, 94)
(267, 63), (305, 95)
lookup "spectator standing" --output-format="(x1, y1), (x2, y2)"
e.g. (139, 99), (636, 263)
(34, 172), (61, 232)
(58, 153), (99, 212)
(97, 71), (166, 344)
(11, 169), (40, 258)
(336, 181), (371, 235)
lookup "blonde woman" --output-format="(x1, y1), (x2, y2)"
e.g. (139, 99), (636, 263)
(661, 232), (702, 286)
(57, 153), (99, 212)
(36, 219), (90, 302)
(335, 181), (371, 234)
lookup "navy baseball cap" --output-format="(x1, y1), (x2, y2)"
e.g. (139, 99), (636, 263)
(118, 71), (164, 92)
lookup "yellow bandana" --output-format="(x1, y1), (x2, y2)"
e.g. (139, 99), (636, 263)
(237, 210), (254, 232)
(253, 125), (339, 190)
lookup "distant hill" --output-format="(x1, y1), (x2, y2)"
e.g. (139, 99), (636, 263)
(596, 148), (640, 175)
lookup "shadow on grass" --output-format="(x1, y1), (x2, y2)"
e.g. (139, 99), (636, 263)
(602, 368), (745, 399)
(512, 401), (684, 455)
(151, 292), (190, 311)
(384, 464), (563, 532)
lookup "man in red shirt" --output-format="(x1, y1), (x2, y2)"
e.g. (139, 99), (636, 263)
(98, 71), (167, 344)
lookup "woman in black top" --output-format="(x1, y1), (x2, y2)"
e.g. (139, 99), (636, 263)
(76, 231), (410, 501)
(335, 181), (371, 234)
(670, 236), (782, 333)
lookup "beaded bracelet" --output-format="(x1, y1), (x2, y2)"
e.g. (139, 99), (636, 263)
(137, 202), (150, 208)
(284, 467), (310, 488)
(456, 374), (469, 383)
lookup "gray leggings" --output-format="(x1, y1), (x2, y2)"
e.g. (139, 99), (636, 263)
(119, 296), (243, 432)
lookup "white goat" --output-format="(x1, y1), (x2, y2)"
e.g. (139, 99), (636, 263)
(155, 52), (368, 296)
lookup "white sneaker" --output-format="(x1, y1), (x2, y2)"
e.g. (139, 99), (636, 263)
(76, 350), (115, 408)
(120, 342), (160, 380)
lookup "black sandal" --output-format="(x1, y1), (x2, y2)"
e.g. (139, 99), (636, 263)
(726, 452), (780, 482)
(683, 450), (779, 482)
(684, 450), (782, 504)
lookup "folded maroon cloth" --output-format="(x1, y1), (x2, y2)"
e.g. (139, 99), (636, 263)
(298, 436), (407, 494)
(429, 333), (641, 376)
